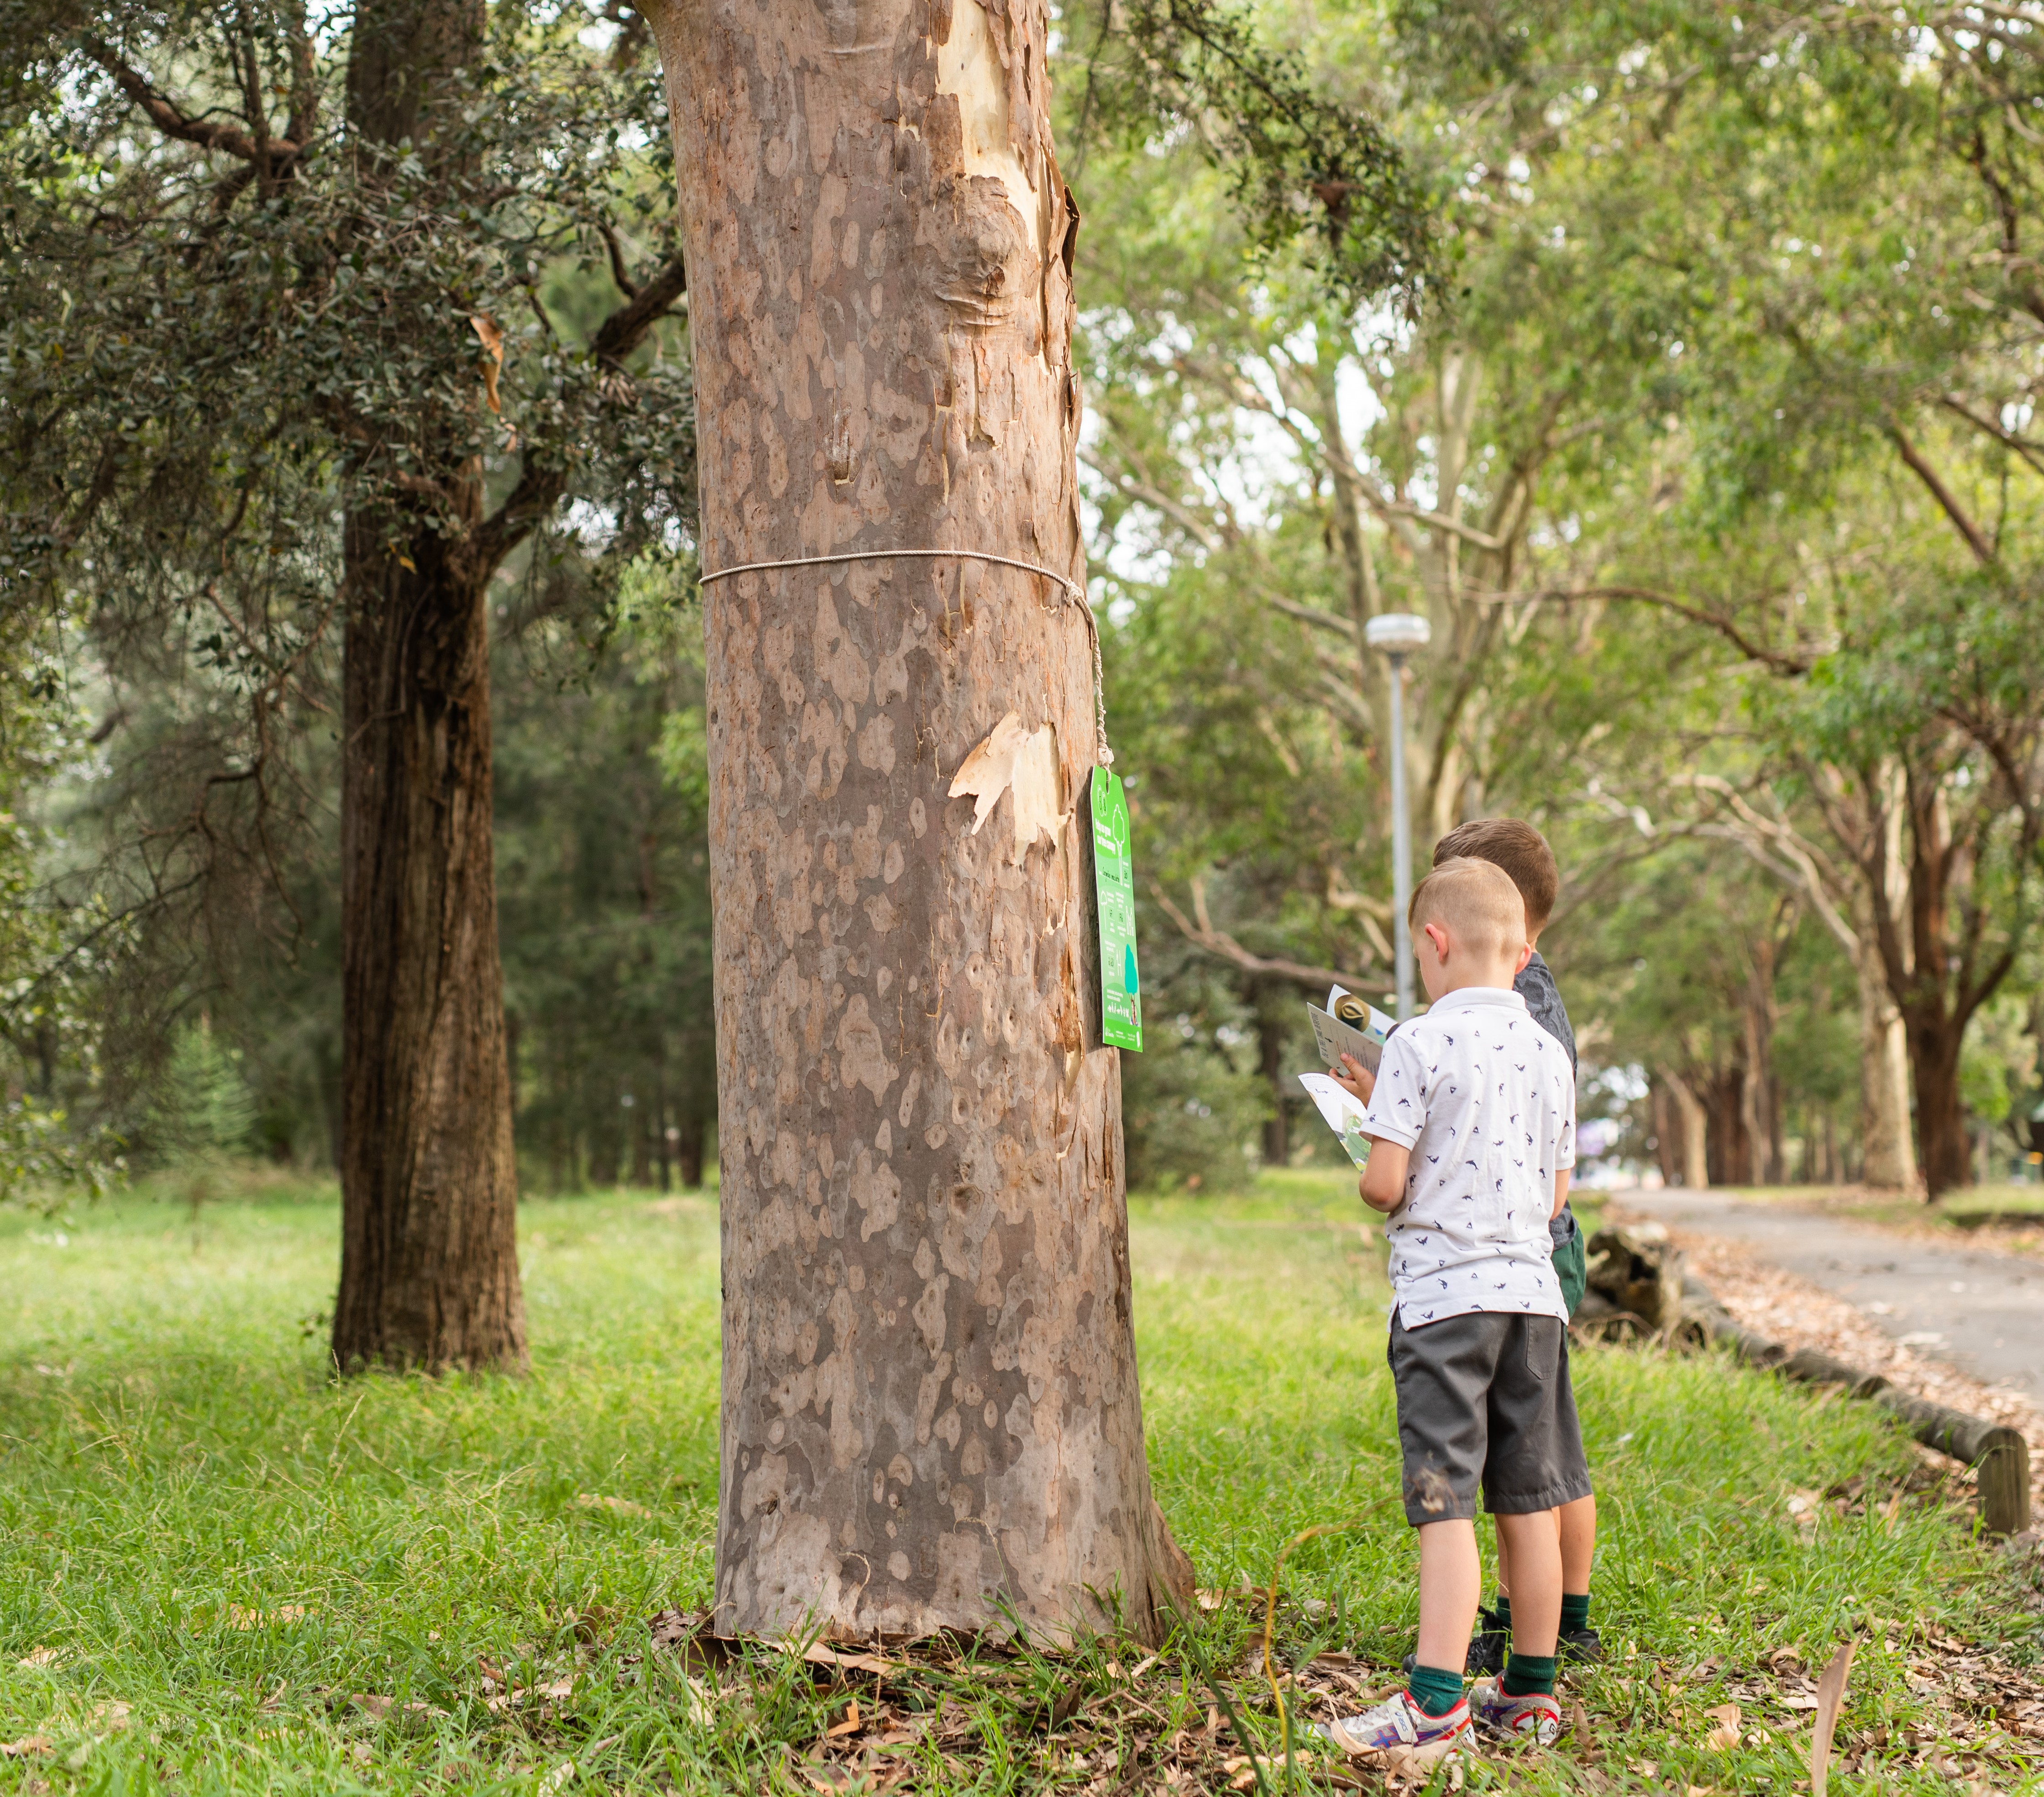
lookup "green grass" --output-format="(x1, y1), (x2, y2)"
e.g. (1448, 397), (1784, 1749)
(0, 1171), (2036, 1793)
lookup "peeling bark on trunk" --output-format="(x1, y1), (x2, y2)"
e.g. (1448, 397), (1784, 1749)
(642, 0), (1195, 1642)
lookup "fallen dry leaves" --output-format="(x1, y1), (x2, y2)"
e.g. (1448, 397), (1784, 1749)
(432, 1591), (2044, 1791)
(1659, 1223), (2044, 1511)
(226, 1604), (309, 1629)
(0, 1736), (52, 1758)
(1809, 1639), (1857, 1797)
(572, 1493), (648, 1518)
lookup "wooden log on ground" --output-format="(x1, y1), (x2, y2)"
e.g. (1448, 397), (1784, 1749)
(1778, 1347), (1891, 1401)
(1870, 1390), (2033, 1537)
(1587, 1222), (1688, 1331)
(1677, 1274), (1787, 1367)
(1676, 1276), (2033, 1535)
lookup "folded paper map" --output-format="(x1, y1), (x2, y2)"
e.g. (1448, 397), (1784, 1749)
(1298, 1073), (1373, 1170)
(1306, 983), (1395, 1077)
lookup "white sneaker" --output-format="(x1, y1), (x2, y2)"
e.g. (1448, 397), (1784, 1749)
(1307, 1687), (1475, 1771)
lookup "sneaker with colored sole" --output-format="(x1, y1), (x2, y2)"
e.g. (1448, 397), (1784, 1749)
(1468, 1678), (1561, 1744)
(1307, 1689), (1474, 1771)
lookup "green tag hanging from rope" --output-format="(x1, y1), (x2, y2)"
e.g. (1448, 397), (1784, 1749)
(1088, 765), (1142, 1052)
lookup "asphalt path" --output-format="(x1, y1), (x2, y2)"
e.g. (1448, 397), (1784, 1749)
(1619, 1187), (2044, 1400)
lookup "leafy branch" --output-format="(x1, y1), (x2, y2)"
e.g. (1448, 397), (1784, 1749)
(1079, 0), (1439, 312)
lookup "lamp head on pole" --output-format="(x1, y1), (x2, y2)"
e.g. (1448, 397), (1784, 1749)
(1365, 612), (1433, 657)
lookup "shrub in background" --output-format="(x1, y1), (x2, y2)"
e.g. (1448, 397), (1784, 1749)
(1122, 1023), (1268, 1193)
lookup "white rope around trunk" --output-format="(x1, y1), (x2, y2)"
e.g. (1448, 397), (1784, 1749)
(699, 547), (1112, 766)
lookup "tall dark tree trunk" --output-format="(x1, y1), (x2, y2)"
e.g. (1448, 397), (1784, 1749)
(330, 0), (528, 1372)
(1257, 998), (1289, 1167)
(644, 0), (1195, 1643)
(676, 1111), (706, 1191)
(1705, 1068), (1749, 1187)
(335, 526), (528, 1370)
(1912, 1026), (1971, 1200)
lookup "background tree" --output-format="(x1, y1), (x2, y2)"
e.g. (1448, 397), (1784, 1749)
(1, 0), (696, 1355)
(0, 610), (119, 1204)
(1074, 0), (2044, 1198)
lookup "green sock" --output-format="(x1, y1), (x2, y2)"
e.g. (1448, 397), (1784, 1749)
(1561, 1592), (1591, 1634)
(1406, 1664), (1465, 1718)
(1501, 1652), (1557, 1698)
(1492, 1593), (1511, 1629)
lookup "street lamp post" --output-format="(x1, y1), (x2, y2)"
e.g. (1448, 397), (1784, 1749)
(1365, 613), (1433, 1019)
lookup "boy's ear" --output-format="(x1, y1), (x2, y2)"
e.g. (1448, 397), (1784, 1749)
(1423, 920), (1451, 961)
(1512, 941), (1534, 978)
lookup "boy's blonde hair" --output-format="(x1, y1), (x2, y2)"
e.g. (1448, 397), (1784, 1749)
(1409, 856), (1528, 960)
(1432, 818), (1559, 936)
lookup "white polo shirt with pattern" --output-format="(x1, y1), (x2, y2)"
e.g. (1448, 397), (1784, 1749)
(1358, 985), (1576, 1329)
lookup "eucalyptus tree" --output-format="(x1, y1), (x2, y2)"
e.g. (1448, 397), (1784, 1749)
(0, 0), (695, 1362)
(631, 0), (1431, 1639)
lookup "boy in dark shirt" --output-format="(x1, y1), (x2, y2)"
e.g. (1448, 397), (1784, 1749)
(1332, 820), (1601, 1675)
(1433, 820), (1599, 1671)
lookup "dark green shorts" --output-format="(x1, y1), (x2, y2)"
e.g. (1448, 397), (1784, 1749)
(1553, 1228), (1587, 1319)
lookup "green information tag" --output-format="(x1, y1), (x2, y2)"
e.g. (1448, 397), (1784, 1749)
(1089, 766), (1142, 1052)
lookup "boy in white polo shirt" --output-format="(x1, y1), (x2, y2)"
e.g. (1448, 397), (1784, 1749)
(1312, 857), (1587, 1768)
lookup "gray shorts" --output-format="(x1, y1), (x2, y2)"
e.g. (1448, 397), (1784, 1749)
(1388, 1311), (1593, 1525)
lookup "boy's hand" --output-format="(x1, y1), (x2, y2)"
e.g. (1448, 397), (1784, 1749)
(1330, 1052), (1375, 1105)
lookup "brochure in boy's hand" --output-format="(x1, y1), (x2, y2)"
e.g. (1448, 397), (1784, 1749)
(1298, 1073), (1373, 1169)
(1299, 985), (1393, 1168)
(1307, 984), (1395, 1076)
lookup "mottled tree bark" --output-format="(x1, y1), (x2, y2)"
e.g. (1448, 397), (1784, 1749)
(1855, 940), (1918, 1192)
(331, 0), (528, 1373)
(642, 0), (1195, 1641)
(1656, 1071), (1709, 1189)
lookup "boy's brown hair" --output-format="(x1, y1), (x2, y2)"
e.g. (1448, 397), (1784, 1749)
(1408, 857), (1527, 961)
(1432, 818), (1560, 937)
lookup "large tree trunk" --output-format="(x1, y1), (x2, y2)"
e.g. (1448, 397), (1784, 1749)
(643, 0), (1195, 1643)
(1658, 1071), (1710, 1189)
(1855, 938), (1918, 1191)
(1912, 1021), (1971, 1201)
(335, 529), (528, 1370)
(331, 0), (528, 1373)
